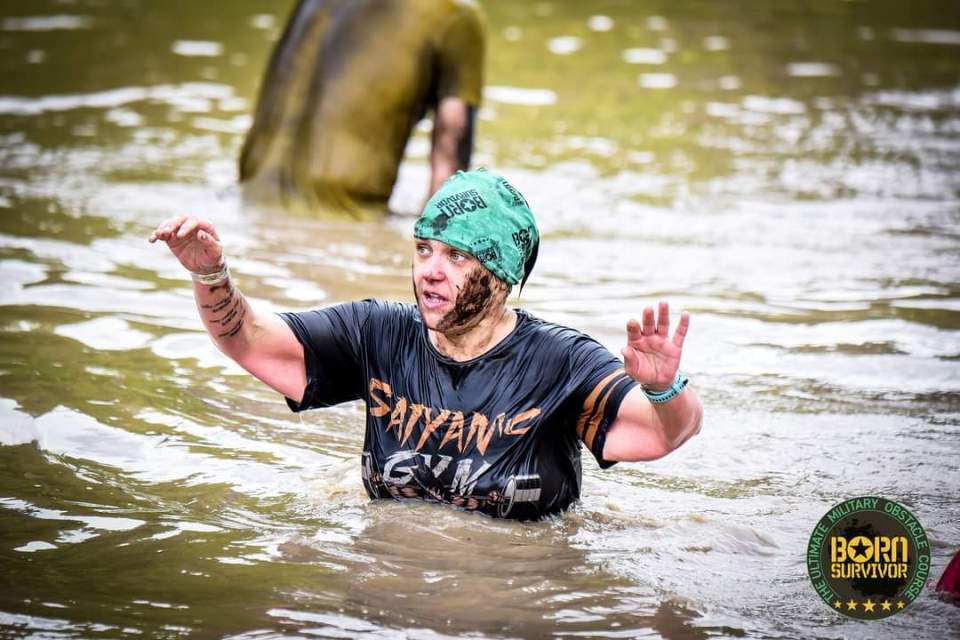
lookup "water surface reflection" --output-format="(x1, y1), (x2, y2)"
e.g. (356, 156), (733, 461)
(1, 0), (959, 638)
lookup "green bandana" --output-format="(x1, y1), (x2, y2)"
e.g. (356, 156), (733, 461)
(414, 169), (539, 287)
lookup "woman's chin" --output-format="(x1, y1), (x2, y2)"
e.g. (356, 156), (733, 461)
(416, 303), (447, 329)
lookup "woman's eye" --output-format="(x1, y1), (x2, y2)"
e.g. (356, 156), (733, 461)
(450, 252), (465, 262)
(416, 245), (430, 256)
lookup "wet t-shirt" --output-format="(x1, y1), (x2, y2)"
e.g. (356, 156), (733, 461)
(280, 301), (637, 520)
(240, 0), (485, 217)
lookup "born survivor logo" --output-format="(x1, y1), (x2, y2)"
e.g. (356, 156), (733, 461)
(807, 496), (930, 620)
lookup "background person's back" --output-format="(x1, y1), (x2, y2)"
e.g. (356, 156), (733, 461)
(239, 0), (485, 218)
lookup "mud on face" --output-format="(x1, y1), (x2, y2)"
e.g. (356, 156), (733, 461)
(437, 266), (510, 333)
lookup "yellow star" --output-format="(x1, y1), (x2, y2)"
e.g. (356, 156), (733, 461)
(846, 599), (858, 611)
(863, 599), (876, 612)
(881, 600), (892, 611)
(833, 600), (843, 609)
(896, 600), (905, 609)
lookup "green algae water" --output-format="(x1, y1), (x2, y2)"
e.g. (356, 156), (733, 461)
(1, 1), (959, 637)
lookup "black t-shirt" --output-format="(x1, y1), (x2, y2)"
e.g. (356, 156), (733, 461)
(280, 300), (637, 520)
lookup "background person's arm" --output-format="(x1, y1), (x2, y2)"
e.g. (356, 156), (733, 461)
(429, 0), (484, 197)
(429, 97), (475, 195)
(602, 302), (704, 461)
(149, 216), (307, 402)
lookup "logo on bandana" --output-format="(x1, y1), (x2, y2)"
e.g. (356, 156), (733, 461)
(512, 227), (533, 254)
(470, 237), (502, 266)
(432, 189), (488, 217)
(498, 178), (528, 207)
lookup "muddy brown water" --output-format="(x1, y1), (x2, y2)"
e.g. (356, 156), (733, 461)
(0, 1), (958, 638)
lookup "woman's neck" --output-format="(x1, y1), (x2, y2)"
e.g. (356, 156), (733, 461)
(430, 306), (517, 361)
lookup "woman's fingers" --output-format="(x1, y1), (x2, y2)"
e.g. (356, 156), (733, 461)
(641, 306), (656, 335)
(176, 216), (201, 239)
(173, 216), (221, 246)
(656, 301), (669, 336)
(672, 311), (690, 348)
(197, 230), (223, 253)
(148, 215), (187, 243)
(196, 219), (221, 241)
(626, 303), (689, 349)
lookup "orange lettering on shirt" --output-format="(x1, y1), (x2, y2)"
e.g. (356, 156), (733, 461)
(415, 408), (451, 451)
(368, 378), (393, 417)
(401, 403), (426, 446)
(367, 378), (543, 455)
(505, 408), (541, 436)
(386, 397), (408, 436)
(439, 411), (465, 452)
(466, 412), (505, 456)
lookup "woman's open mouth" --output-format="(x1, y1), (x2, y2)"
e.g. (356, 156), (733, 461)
(420, 290), (448, 310)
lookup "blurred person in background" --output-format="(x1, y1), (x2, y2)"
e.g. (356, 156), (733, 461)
(239, 0), (485, 218)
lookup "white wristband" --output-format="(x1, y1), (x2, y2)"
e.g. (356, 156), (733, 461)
(190, 262), (229, 286)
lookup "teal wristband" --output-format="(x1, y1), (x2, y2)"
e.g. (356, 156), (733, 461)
(642, 372), (689, 404)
